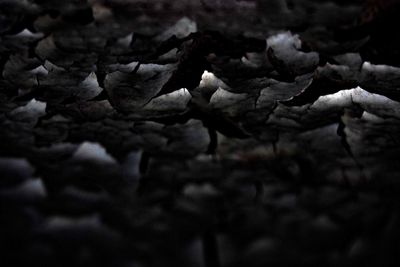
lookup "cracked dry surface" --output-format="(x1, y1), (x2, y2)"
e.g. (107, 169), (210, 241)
(1, 0), (400, 267)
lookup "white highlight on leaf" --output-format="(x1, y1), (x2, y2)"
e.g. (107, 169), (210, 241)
(14, 29), (44, 39)
(312, 87), (400, 118)
(361, 111), (384, 122)
(361, 62), (400, 73)
(25, 98), (47, 114)
(9, 99), (47, 124)
(267, 31), (319, 74)
(268, 31), (301, 50)
(360, 62), (400, 88)
(17, 178), (47, 198)
(117, 33), (133, 47)
(210, 87), (248, 108)
(73, 142), (117, 164)
(78, 72), (102, 100)
(91, 2), (113, 22)
(199, 71), (228, 89)
(145, 88), (191, 111)
(156, 17), (197, 41)
(0, 178), (47, 200)
(30, 65), (49, 76)
(311, 89), (353, 110)
(200, 71), (217, 87)
(81, 72), (100, 88)
(44, 60), (65, 72)
(352, 87), (400, 119)
(333, 53), (362, 70)
(108, 61), (139, 73)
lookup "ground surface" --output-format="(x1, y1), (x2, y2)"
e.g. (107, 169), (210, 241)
(1, 1), (400, 266)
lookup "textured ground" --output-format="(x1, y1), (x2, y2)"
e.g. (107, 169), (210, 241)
(1, 0), (400, 266)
